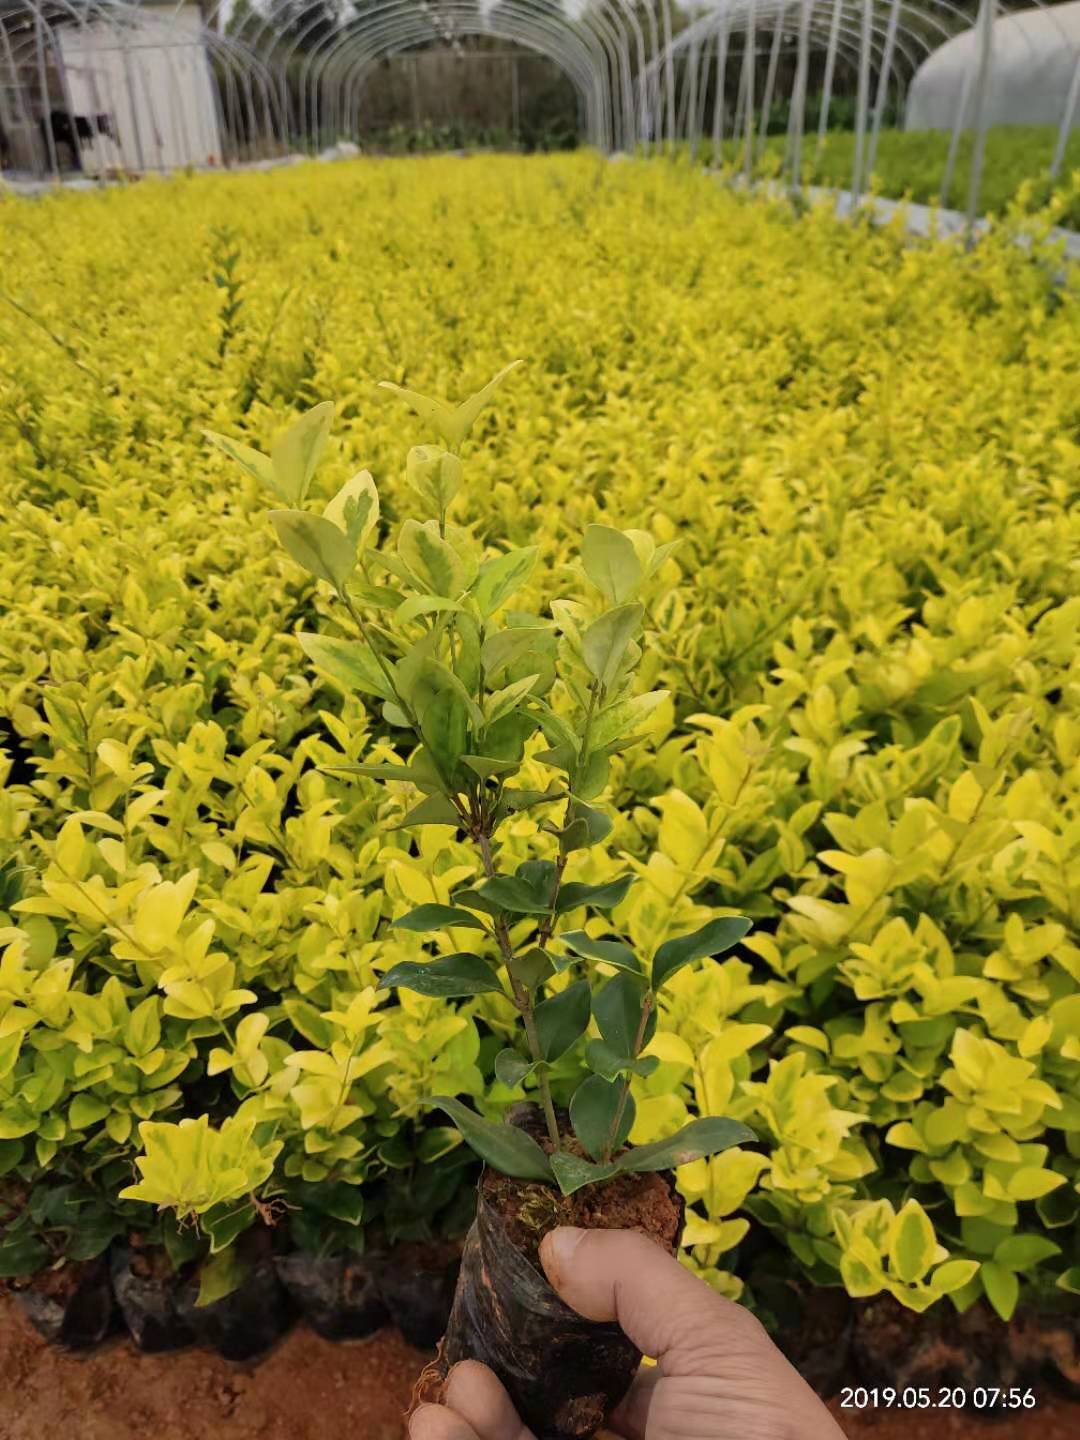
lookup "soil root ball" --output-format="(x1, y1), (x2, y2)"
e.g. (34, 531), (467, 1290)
(14, 1256), (116, 1349)
(421, 1162), (682, 1440)
(275, 1252), (389, 1342)
(110, 1245), (195, 1354)
(177, 1255), (294, 1362)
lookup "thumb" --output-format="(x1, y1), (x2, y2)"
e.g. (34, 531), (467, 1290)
(538, 1226), (764, 1374)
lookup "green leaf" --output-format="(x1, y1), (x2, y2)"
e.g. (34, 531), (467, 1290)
(930, 1259), (980, 1294)
(328, 762), (419, 783)
(389, 794), (461, 829)
(427, 1096), (553, 1181)
(582, 525), (643, 604)
(378, 382), (458, 446)
(476, 874), (554, 915)
(590, 691), (670, 751)
(0, 1232), (49, 1278)
(494, 1049), (537, 1088)
(585, 1039), (659, 1082)
(582, 604), (643, 689)
(593, 973), (655, 1057)
(560, 930), (642, 976)
(68, 1094), (109, 1130)
(556, 875), (634, 915)
(270, 401), (334, 504)
(127, 996), (161, 1058)
(558, 799), (613, 854)
(297, 632), (396, 703)
(571, 1074), (634, 1161)
(472, 547), (540, 617)
(449, 887), (503, 920)
(380, 362), (523, 452)
(576, 749), (610, 802)
(202, 1199), (257, 1256)
(283, 998), (333, 1049)
(196, 1244), (248, 1306)
(993, 1235), (1061, 1271)
(481, 625), (554, 681)
(616, 1118), (756, 1173)
(888, 1200), (937, 1284)
(315, 1182), (366, 1227)
(535, 979), (591, 1061)
(652, 916), (752, 992)
(323, 469), (378, 549)
(270, 510), (355, 589)
(378, 953), (504, 998)
(392, 904), (488, 934)
(398, 519), (467, 598)
(460, 754), (520, 779)
(550, 1152), (619, 1196)
(396, 594), (465, 624)
(0, 1140), (24, 1178)
(406, 445), (463, 513)
(451, 361), (525, 446)
(508, 946), (555, 989)
(500, 785), (562, 814)
(419, 693), (469, 784)
(980, 1260), (1020, 1321)
(203, 429), (281, 499)
(484, 674), (541, 728)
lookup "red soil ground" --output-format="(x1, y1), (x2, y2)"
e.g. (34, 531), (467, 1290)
(0, 1297), (1076, 1440)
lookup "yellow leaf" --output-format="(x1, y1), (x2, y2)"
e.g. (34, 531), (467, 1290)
(655, 790), (709, 870)
(948, 772), (983, 823)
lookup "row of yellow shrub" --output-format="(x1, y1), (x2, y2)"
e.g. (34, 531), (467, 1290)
(1, 154), (1077, 1318)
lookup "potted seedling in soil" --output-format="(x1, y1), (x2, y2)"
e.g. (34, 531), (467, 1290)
(272, 1177), (389, 1344)
(0, 1176), (122, 1349)
(119, 1112), (294, 1360)
(205, 365), (756, 1438)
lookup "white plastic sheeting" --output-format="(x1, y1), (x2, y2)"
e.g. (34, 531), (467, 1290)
(906, 1), (1080, 130)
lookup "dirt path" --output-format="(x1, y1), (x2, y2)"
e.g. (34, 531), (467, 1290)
(0, 1297), (1076, 1440)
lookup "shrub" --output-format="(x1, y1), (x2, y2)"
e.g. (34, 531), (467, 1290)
(0, 154), (1077, 1320)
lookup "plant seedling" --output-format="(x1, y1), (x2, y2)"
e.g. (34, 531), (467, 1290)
(207, 364), (756, 1195)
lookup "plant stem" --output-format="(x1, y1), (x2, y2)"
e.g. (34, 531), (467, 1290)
(338, 586), (407, 719)
(476, 829), (561, 1152)
(602, 990), (654, 1163)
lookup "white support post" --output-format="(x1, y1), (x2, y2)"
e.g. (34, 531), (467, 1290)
(817, 0), (843, 155)
(965, 0), (996, 241)
(868, 0), (903, 181)
(1050, 49), (1080, 181)
(788, 0), (811, 194)
(742, 0), (757, 183)
(851, 0), (873, 207)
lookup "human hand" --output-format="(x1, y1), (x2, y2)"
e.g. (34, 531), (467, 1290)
(409, 1225), (847, 1440)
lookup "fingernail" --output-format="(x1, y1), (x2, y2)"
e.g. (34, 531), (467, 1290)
(541, 1225), (587, 1281)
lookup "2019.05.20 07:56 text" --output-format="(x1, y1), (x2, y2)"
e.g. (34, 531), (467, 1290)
(840, 1386), (1038, 1410)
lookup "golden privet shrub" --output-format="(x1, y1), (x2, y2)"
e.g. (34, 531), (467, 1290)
(0, 154), (1077, 1319)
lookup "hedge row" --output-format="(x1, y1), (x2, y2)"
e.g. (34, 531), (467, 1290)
(0, 154), (1077, 1323)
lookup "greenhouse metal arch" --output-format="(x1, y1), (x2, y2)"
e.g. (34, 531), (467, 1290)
(2, 0), (1080, 223)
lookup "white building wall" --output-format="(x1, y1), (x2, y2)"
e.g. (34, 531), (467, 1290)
(58, 7), (222, 173)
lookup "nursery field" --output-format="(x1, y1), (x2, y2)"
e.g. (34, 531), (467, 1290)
(0, 153), (1078, 1415)
(707, 125), (1080, 225)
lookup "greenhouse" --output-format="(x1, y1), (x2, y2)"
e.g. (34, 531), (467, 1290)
(1, 3), (1079, 1439)
(906, 1), (1080, 132)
